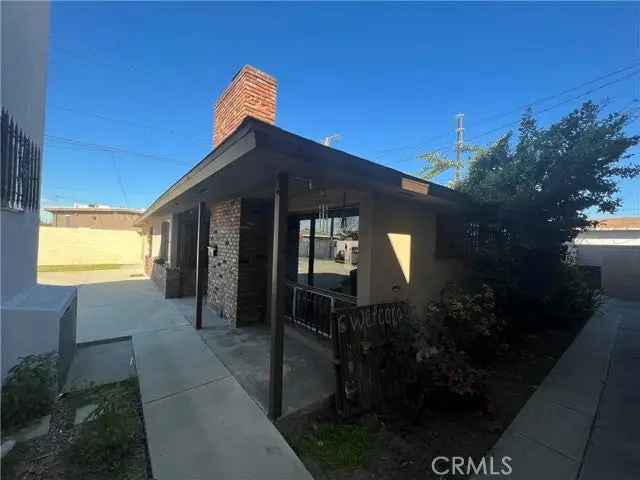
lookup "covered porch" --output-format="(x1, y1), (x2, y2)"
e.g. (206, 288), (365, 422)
(138, 117), (471, 417)
(169, 295), (335, 415)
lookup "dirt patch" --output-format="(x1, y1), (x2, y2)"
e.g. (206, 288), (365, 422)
(1, 379), (150, 480)
(279, 324), (583, 480)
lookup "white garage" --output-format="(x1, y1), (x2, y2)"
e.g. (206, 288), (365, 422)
(574, 218), (640, 301)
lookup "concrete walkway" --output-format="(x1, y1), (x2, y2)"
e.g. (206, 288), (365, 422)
(479, 298), (639, 480)
(42, 270), (313, 480)
(579, 299), (640, 480)
(134, 325), (312, 480)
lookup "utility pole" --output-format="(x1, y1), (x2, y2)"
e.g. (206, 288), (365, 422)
(322, 133), (341, 147)
(454, 113), (464, 182)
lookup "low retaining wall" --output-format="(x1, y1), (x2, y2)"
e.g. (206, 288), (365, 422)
(38, 226), (143, 266)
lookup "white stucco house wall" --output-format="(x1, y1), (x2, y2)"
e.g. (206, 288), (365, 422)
(573, 217), (640, 300)
(1, 1), (77, 382)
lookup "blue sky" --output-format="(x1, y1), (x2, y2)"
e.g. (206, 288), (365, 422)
(44, 2), (640, 217)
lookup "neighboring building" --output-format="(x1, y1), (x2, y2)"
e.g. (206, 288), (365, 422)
(45, 205), (144, 230)
(137, 65), (472, 332)
(574, 217), (640, 300)
(1, 2), (77, 381)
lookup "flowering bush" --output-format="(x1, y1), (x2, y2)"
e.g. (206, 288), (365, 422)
(438, 284), (505, 362)
(391, 286), (499, 413)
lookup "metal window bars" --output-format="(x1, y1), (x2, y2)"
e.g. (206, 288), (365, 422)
(1, 108), (41, 211)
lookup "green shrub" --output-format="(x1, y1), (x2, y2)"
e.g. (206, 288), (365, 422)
(70, 380), (139, 471)
(391, 290), (491, 413)
(471, 247), (603, 332)
(1, 353), (57, 430)
(543, 263), (603, 327)
(438, 283), (505, 362)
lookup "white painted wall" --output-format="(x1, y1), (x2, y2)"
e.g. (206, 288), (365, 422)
(574, 229), (640, 246)
(1, 2), (77, 383)
(1, 1), (49, 302)
(573, 229), (640, 300)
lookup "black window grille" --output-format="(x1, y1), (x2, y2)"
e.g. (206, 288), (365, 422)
(436, 215), (483, 259)
(1, 108), (41, 211)
(436, 214), (466, 258)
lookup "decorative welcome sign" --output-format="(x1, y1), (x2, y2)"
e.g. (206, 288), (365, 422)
(332, 302), (407, 417)
(336, 302), (405, 334)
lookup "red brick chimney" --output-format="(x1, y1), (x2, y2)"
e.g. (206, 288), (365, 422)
(212, 65), (277, 147)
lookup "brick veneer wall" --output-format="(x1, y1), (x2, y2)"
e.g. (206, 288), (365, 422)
(206, 198), (271, 327)
(207, 199), (241, 322)
(236, 200), (271, 325)
(212, 65), (277, 148)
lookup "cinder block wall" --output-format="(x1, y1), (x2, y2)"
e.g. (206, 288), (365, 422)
(38, 226), (143, 266)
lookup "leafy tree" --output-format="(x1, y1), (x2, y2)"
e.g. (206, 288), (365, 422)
(460, 102), (639, 251)
(419, 144), (485, 186)
(442, 102), (638, 327)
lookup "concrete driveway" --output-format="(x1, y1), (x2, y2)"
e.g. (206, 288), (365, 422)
(39, 266), (189, 343)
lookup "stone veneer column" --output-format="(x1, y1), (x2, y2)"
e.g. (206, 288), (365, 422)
(206, 198), (271, 327)
(207, 199), (241, 323)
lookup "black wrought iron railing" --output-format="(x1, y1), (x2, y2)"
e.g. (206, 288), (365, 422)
(285, 281), (357, 338)
(1, 108), (41, 211)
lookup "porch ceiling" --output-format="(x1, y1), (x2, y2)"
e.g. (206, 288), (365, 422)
(137, 117), (473, 224)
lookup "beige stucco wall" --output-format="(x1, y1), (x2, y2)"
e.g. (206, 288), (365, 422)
(38, 226), (143, 266)
(51, 211), (142, 230)
(358, 191), (466, 313)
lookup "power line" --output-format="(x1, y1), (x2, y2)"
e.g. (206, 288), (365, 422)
(472, 62), (640, 126)
(465, 69), (640, 147)
(48, 105), (209, 143)
(373, 61), (640, 156)
(44, 134), (192, 165)
(44, 185), (160, 195)
(402, 68), (640, 163)
(111, 153), (130, 208)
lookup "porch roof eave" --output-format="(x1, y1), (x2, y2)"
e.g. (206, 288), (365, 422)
(136, 117), (474, 227)
(135, 122), (259, 226)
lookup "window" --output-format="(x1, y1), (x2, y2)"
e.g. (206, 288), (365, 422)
(159, 221), (170, 259)
(296, 209), (359, 296)
(436, 214), (466, 259)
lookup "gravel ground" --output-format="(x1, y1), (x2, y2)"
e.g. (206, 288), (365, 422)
(1, 380), (150, 480)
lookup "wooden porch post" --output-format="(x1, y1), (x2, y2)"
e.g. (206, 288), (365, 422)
(195, 202), (208, 330)
(308, 216), (316, 286)
(329, 216), (335, 259)
(269, 172), (288, 419)
(169, 213), (179, 267)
